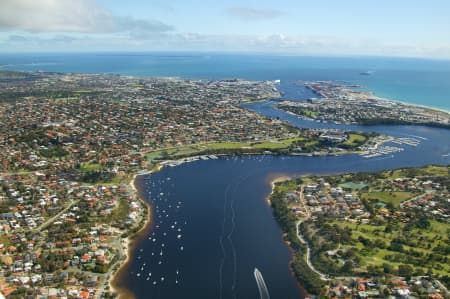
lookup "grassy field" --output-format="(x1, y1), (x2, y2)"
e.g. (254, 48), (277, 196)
(342, 133), (367, 147)
(204, 137), (306, 150)
(79, 162), (103, 173)
(385, 165), (449, 179)
(329, 220), (450, 275)
(109, 198), (130, 223)
(274, 180), (299, 193)
(203, 142), (251, 150)
(145, 137), (307, 161)
(303, 110), (318, 118)
(0, 235), (11, 247)
(304, 141), (319, 147)
(361, 191), (415, 207)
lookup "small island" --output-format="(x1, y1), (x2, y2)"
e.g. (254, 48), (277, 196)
(270, 165), (450, 298)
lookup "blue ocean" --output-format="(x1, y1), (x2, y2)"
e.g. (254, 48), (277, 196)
(0, 52), (449, 111)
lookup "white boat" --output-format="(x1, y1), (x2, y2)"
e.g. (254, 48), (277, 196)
(254, 268), (270, 299)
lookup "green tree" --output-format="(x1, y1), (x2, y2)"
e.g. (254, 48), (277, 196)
(398, 264), (413, 279)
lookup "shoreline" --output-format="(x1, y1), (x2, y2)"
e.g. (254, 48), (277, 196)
(267, 174), (324, 296)
(363, 89), (450, 114)
(266, 174), (312, 298)
(108, 163), (299, 298)
(3, 68), (449, 113)
(266, 166), (450, 296)
(106, 158), (449, 298)
(388, 98), (450, 114)
(109, 169), (160, 299)
(280, 106), (450, 129)
(106, 150), (362, 297)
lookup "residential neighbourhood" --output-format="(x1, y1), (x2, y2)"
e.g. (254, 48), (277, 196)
(0, 71), (448, 298)
(0, 71), (296, 298)
(272, 165), (449, 299)
(278, 81), (450, 127)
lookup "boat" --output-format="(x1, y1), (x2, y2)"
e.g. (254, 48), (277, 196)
(360, 70), (374, 75)
(254, 268), (270, 299)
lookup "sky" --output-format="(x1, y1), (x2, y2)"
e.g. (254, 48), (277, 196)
(1, 0), (450, 59)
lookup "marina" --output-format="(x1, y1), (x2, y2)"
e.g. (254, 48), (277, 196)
(162, 155), (219, 167)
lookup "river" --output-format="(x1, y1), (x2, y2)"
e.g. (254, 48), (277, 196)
(116, 84), (449, 299)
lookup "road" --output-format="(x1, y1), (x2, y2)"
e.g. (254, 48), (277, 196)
(296, 185), (356, 282)
(33, 199), (80, 233)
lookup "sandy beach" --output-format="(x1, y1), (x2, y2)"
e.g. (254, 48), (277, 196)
(266, 174), (292, 203)
(108, 171), (155, 299)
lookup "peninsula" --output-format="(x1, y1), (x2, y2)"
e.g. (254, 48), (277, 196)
(270, 165), (449, 298)
(278, 81), (450, 128)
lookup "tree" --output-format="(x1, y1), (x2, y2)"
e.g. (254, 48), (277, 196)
(389, 240), (403, 252)
(398, 264), (413, 279)
(383, 263), (394, 274)
(341, 261), (354, 274)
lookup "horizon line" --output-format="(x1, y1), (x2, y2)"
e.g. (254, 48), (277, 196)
(0, 50), (449, 62)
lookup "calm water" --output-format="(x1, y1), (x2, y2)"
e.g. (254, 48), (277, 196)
(120, 134), (449, 299)
(116, 83), (449, 298)
(1, 53), (450, 111)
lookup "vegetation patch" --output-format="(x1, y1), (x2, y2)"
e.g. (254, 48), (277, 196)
(361, 191), (415, 207)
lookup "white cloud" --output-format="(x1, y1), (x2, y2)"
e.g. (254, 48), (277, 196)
(227, 7), (286, 21)
(2, 30), (450, 60)
(0, 0), (173, 33)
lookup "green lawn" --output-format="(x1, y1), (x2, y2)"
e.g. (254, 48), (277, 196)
(305, 141), (319, 147)
(146, 145), (201, 160)
(0, 235), (11, 247)
(328, 219), (450, 275)
(303, 110), (318, 118)
(145, 137), (307, 161)
(205, 137), (305, 150)
(342, 133), (367, 146)
(361, 191), (415, 207)
(79, 162), (103, 173)
(421, 165), (449, 176)
(109, 198), (130, 223)
(339, 182), (369, 190)
(385, 165), (449, 179)
(275, 180), (299, 193)
(203, 142), (250, 150)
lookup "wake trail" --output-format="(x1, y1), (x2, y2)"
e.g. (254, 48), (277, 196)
(219, 162), (272, 299)
(218, 181), (233, 299)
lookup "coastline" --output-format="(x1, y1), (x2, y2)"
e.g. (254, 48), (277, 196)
(388, 98), (450, 114)
(108, 169), (159, 299)
(354, 84), (450, 114)
(108, 164), (297, 298)
(266, 166), (450, 297)
(267, 174), (292, 198)
(365, 92), (450, 114)
(106, 152), (355, 297)
(266, 174), (312, 298)
(109, 164), (306, 298)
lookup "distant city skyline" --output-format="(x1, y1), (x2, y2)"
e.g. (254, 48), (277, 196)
(1, 0), (450, 59)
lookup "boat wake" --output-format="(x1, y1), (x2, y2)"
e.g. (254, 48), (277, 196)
(218, 160), (272, 299)
(254, 268), (270, 299)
